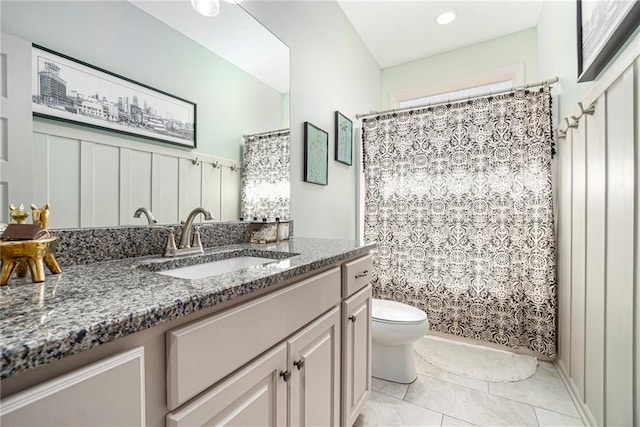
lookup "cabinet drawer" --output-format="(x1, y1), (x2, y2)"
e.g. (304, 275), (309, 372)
(341, 254), (373, 298)
(167, 267), (341, 409)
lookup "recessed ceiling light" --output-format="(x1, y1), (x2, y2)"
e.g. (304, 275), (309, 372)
(191, 0), (220, 17)
(436, 11), (456, 25)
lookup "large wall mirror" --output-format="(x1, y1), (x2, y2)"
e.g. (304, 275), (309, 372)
(0, 0), (290, 229)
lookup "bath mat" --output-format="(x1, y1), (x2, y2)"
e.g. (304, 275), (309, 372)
(413, 335), (538, 382)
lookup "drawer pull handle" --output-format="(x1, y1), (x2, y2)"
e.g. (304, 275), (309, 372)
(280, 370), (291, 382)
(293, 359), (305, 370)
(355, 270), (369, 279)
(349, 315), (357, 323)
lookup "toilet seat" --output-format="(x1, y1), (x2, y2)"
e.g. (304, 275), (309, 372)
(372, 299), (428, 325)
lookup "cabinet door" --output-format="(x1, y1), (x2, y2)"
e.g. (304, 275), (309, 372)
(288, 306), (341, 427)
(166, 343), (287, 427)
(342, 284), (372, 426)
(1, 347), (145, 426)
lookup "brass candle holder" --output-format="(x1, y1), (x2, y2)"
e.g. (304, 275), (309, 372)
(0, 203), (61, 285)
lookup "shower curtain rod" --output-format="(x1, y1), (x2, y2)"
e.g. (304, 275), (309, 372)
(356, 76), (559, 120)
(243, 128), (290, 139)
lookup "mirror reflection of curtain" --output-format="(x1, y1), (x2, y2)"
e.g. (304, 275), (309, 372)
(241, 130), (290, 220)
(363, 87), (557, 357)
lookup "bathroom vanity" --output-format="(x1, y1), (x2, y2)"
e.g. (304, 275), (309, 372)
(0, 238), (374, 426)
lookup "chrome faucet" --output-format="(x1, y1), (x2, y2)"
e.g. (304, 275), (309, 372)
(178, 207), (213, 249)
(133, 207), (157, 224)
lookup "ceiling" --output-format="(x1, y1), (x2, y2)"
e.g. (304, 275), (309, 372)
(129, 0), (289, 93)
(337, 0), (544, 68)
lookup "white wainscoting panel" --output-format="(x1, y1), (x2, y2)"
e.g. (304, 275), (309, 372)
(557, 120), (573, 374)
(556, 57), (639, 427)
(120, 148), (152, 226)
(28, 121), (241, 228)
(603, 68), (634, 427)
(49, 135), (81, 229)
(583, 103), (605, 427)
(570, 117), (586, 399)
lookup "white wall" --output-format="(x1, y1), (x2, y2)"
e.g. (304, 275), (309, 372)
(243, 1), (381, 239)
(537, 1), (592, 122)
(539, 1), (640, 424)
(381, 28), (538, 109)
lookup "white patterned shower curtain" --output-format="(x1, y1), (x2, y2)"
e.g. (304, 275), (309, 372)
(363, 87), (557, 357)
(241, 130), (290, 220)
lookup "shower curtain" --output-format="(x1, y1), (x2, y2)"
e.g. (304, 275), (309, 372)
(363, 87), (556, 357)
(241, 130), (290, 220)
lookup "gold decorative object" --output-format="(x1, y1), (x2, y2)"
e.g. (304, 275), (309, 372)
(9, 204), (29, 224)
(30, 203), (50, 229)
(1, 202), (61, 285)
(0, 238), (61, 285)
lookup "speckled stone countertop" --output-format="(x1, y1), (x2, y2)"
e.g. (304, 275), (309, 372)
(0, 238), (374, 379)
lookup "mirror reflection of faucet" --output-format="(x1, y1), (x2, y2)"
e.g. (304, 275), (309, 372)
(133, 207), (158, 224)
(158, 207), (213, 257)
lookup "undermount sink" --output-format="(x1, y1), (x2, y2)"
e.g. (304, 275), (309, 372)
(157, 256), (281, 280)
(137, 248), (298, 280)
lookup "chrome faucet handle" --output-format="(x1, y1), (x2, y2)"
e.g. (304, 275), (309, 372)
(152, 226), (178, 257)
(192, 226), (203, 250)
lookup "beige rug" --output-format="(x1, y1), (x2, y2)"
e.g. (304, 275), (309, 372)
(413, 335), (538, 382)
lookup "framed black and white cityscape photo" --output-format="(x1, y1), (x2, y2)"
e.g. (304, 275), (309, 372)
(31, 45), (197, 148)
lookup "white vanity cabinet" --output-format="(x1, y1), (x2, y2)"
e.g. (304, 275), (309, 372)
(166, 267), (342, 426)
(341, 255), (373, 426)
(0, 347), (146, 426)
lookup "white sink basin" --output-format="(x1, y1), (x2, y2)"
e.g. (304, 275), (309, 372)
(157, 256), (278, 280)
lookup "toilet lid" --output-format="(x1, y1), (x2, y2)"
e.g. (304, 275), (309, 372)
(372, 299), (428, 325)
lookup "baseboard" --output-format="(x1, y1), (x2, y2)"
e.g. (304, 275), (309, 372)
(554, 360), (598, 426)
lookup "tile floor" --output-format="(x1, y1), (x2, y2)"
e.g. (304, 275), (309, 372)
(355, 344), (583, 427)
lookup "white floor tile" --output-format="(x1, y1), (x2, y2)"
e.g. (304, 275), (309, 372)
(371, 376), (409, 400)
(354, 391), (443, 427)
(489, 362), (580, 417)
(535, 407), (584, 426)
(441, 415), (477, 426)
(405, 374), (538, 426)
(414, 349), (489, 393)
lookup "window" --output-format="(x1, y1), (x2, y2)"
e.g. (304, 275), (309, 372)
(398, 80), (513, 108)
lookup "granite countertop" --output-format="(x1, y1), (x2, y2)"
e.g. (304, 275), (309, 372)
(0, 238), (374, 379)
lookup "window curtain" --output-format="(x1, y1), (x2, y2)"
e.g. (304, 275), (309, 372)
(241, 130), (290, 220)
(363, 87), (556, 357)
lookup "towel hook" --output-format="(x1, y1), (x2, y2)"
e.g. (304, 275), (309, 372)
(565, 117), (578, 129)
(578, 102), (595, 116)
(191, 157), (200, 166)
(211, 161), (220, 169)
(557, 129), (567, 140)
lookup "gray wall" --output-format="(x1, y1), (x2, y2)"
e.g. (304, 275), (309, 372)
(1, 0), (283, 161)
(244, 0), (381, 239)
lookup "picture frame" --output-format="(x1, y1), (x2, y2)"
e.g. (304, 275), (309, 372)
(335, 111), (353, 166)
(31, 44), (197, 148)
(303, 122), (328, 186)
(577, 0), (640, 82)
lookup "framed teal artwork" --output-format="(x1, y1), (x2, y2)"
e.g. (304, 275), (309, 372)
(304, 122), (328, 185)
(335, 111), (352, 165)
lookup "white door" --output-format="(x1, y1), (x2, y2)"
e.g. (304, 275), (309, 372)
(0, 32), (33, 224)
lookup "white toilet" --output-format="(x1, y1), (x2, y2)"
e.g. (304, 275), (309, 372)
(372, 298), (429, 384)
